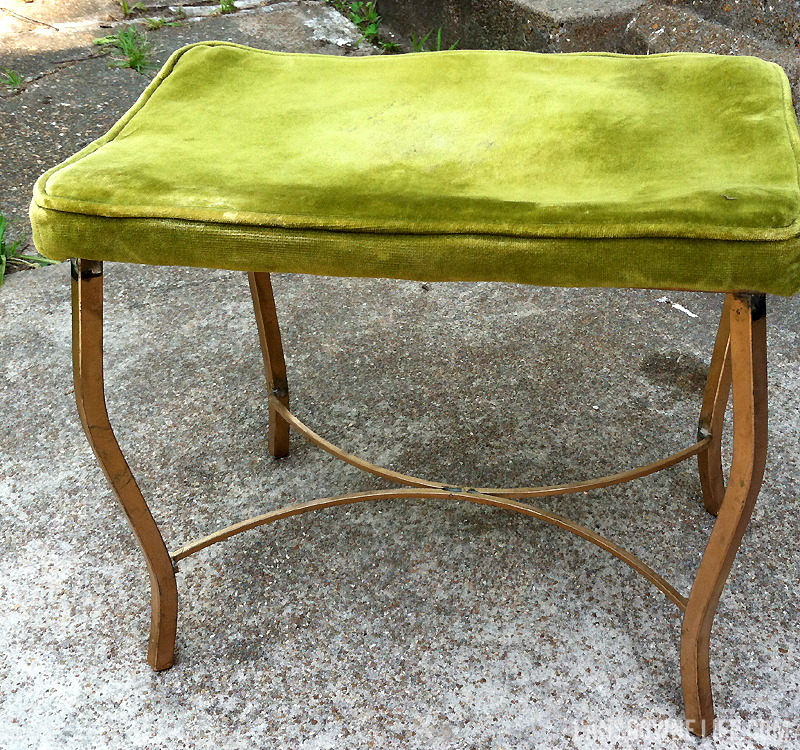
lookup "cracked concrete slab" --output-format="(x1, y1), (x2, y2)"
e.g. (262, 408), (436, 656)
(0, 0), (121, 54)
(674, 0), (800, 49)
(522, 0), (646, 22)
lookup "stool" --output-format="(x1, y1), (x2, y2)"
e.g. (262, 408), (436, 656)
(30, 43), (800, 737)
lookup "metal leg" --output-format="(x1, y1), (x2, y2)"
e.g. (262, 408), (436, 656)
(248, 272), (290, 458)
(682, 293), (768, 737)
(72, 258), (178, 671)
(698, 295), (733, 516)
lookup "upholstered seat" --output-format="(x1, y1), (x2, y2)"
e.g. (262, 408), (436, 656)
(31, 42), (800, 294)
(30, 42), (800, 738)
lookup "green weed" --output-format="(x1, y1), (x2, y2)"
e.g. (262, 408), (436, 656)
(1, 68), (23, 90)
(94, 27), (156, 74)
(328, 1), (461, 52)
(145, 16), (182, 29)
(0, 215), (59, 288)
(325, 0), (397, 50)
(119, 0), (145, 17)
(412, 28), (458, 52)
(411, 30), (430, 52)
(348, 1), (380, 43)
(219, 0), (236, 13)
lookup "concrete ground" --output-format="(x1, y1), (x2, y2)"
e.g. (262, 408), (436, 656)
(2, 1), (800, 749)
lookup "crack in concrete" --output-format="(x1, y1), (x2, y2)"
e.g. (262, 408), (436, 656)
(0, 6), (60, 30)
(0, 52), (109, 99)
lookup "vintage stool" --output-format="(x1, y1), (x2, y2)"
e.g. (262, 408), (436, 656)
(30, 43), (800, 736)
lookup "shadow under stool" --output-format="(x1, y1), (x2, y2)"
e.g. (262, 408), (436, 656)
(30, 42), (800, 737)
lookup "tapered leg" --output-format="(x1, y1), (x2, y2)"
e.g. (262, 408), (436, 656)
(698, 295), (733, 516)
(682, 293), (767, 737)
(248, 272), (290, 458)
(72, 259), (178, 671)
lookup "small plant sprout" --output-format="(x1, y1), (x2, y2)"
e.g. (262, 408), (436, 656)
(0, 215), (59, 288)
(326, 0), (398, 50)
(94, 27), (156, 75)
(219, 0), (236, 13)
(349, 1), (380, 42)
(412, 27), (458, 52)
(1, 68), (23, 90)
(411, 29), (432, 52)
(145, 17), (182, 29)
(435, 28), (459, 50)
(119, 0), (145, 17)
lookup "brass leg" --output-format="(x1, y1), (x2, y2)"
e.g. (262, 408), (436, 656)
(682, 293), (767, 737)
(248, 272), (290, 458)
(72, 259), (178, 671)
(698, 295), (733, 515)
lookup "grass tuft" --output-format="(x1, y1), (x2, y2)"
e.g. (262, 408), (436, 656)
(327, 0), (398, 51)
(326, 1), (455, 52)
(94, 27), (156, 74)
(1, 68), (23, 90)
(145, 16), (182, 29)
(412, 28), (458, 52)
(119, 0), (145, 17)
(0, 215), (59, 288)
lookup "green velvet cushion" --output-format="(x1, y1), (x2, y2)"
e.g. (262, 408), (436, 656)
(31, 42), (800, 294)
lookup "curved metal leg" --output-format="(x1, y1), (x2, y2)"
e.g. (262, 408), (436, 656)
(698, 295), (733, 516)
(682, 293), (767, 737)
(72, 259), (178, 671)
(248, 272), (290, 458)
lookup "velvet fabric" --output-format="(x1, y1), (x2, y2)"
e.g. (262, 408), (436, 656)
(30, 42), (800, 294)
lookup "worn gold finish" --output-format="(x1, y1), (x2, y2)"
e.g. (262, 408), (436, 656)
(697, 295), (733, 516)
(73, 266), (768, 737)
(72, 259), (177, 671)
(172, 485), (689, 610)
(681, 292), (767, 737)
(268, 394), (710, 499)
(248, 272), (290, 458)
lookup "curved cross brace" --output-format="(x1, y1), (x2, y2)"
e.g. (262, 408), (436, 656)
(268, 394), (709, 500)
(171, 485), (689, 610)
